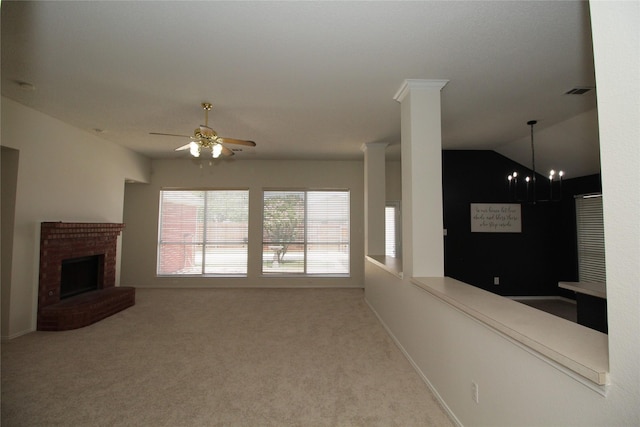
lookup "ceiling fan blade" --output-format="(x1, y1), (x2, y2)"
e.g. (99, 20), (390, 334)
(218, 137), (256, 147)
(175, 143), (192, 151)
(221, 145), (235, 157)
(150, 132), (191, 138)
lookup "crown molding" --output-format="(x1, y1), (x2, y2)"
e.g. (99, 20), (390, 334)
(393, 79), (450, 103)
(361, 141), (390, 152)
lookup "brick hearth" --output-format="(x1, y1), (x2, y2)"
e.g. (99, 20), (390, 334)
(38, 222), (135, 331)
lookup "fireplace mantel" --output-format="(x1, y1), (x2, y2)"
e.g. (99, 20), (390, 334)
(38, 222), (134, 331)
(40, 222), (126, 240)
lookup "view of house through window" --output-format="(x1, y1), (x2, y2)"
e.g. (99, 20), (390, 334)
(263, 190), (350, 275)
(157, 189), (249, 275)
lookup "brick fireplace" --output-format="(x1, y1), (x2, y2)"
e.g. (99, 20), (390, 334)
(38, 222), (135, 331)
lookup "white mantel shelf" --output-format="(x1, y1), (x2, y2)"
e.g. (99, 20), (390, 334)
(411, 276), (609, 386)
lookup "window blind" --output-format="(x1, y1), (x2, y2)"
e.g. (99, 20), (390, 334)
(385, 202), (401, 258)
(263, 190), (350, 275)
(158, 190), (249, 275)
(575, 194), (606, 283)
(385, 206), (396, 257)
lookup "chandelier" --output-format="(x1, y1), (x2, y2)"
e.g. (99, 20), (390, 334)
(507, 120), (564, 204)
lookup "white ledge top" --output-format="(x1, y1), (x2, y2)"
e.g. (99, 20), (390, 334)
(366, 255), (403, 279)
(559, 281), (607, 299)
(411, 276), (609, 386)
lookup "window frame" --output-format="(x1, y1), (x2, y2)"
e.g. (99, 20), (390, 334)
(261, 189), (351, 277)
(156, 188), (250, 277)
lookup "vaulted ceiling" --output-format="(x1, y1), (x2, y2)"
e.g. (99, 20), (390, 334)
(2, 1), (600, 178)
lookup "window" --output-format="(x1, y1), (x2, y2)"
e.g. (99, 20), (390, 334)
(157, 190), (249, 276)
(385, 201), (401, 258)
(575, 193), (606, 283)
(262, 190), (350, 275)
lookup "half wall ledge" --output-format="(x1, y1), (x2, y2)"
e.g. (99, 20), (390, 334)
(366, 255), (403, 279)
(411, 276), (609, 387)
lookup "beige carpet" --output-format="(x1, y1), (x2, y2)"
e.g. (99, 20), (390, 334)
(2, 288), (453, 427)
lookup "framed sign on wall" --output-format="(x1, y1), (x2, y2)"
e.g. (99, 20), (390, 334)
(470, 203), (521, 233)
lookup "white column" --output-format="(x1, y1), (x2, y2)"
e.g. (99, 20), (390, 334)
(590, 0), (640, 414)
(394, 79), (448, 278)
(362, 142), (388, 256)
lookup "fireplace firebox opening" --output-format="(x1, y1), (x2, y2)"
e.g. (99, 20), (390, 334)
(60, 255), (104, 299)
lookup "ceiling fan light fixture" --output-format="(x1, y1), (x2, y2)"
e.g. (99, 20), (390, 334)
(151, 102), (256, 159)
(212, 143), (223, 158)
(189, 141), (201, 157)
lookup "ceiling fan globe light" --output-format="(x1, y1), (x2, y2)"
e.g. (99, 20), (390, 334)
(189, 141), (200, 157)
(212, 143), (223, 158)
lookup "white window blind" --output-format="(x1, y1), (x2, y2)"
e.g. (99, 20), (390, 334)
(157, 190), (249, 275)
(263, 190), (350, 275)
(385, 202), (401, 258)
(575, 194), (606, 283)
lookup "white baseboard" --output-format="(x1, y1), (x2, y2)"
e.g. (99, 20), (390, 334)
(1, 328), (34, 342)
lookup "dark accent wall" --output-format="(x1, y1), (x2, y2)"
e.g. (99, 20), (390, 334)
(442, 150), (601, 297)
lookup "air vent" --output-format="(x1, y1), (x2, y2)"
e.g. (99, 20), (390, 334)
(565, 87), (593, 95)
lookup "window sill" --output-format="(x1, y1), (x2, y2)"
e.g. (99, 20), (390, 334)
(411, 276), (609, 388)
(260, 273), (350, 278)
(156, 274), (248, 278)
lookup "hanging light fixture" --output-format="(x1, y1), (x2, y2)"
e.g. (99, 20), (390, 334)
(507, 120), (564, 204)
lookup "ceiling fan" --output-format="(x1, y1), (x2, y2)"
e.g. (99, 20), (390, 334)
(150, 102), (256, 158)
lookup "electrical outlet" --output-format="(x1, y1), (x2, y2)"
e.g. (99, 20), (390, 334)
(472, 381), (479, 403)
(493, 276), (500, 285)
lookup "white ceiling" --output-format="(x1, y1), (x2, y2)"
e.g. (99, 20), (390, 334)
(1, 1), (600, 178)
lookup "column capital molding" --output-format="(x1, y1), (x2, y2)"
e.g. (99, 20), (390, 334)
(393, 79), (449, 103)
(361, 141), (390, 152)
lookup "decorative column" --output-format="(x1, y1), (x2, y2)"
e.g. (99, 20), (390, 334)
(362, 142), (388, 256)
(394, 79), (448, 278)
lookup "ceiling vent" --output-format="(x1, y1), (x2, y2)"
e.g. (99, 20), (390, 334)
(565, 87), (593, 95)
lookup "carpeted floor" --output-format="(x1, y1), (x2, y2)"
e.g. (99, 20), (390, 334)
(1, 288), (454, 427)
